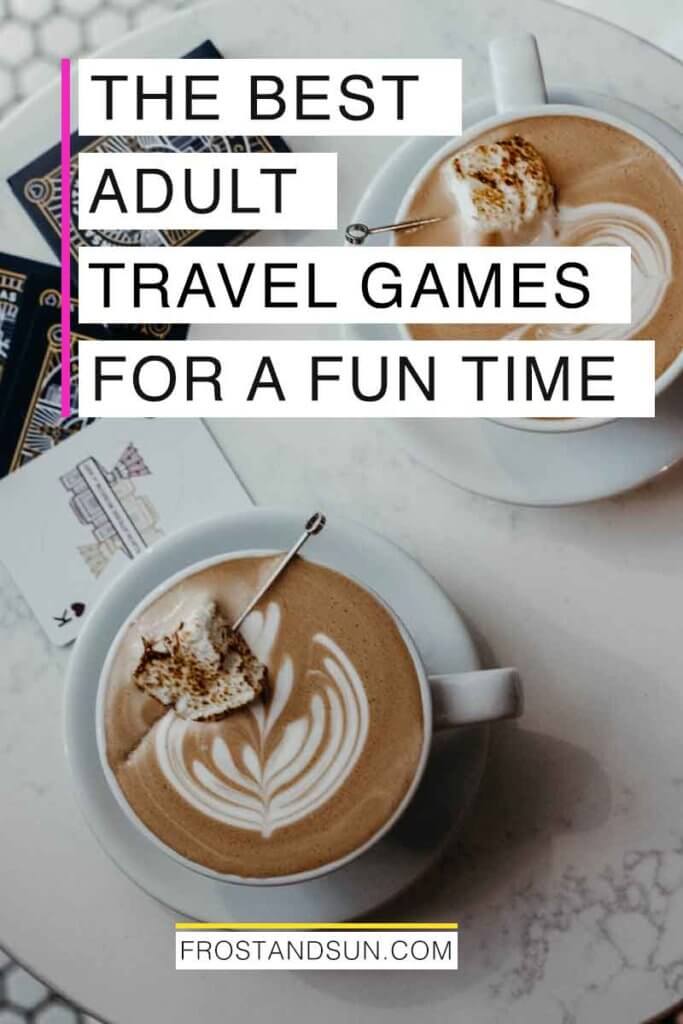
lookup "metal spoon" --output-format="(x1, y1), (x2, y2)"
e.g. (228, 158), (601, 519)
(232, 513), (326, 630)
(345, 216), (445, 245)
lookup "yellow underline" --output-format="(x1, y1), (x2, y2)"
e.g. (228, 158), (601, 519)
(175, 922), (458, 931)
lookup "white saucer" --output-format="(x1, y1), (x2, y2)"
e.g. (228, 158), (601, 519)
(64, 507), (486, 921)
(346, 89), (683, 506)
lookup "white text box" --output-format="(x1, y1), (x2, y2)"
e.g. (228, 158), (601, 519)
(175, 929), (458, 970)
(78, 339), (654, 419)
(78, 152), (338, 230)
(78, 58), (462, 136)
(77, 246), (632, 325)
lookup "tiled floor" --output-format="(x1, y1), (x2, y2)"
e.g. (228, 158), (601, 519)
(0, 0), (191, 121)
(0, 948), (100, 1023)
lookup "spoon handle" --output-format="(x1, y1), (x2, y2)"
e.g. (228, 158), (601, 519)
(345, 216), (445, 245)
(232, 513), (326, 630)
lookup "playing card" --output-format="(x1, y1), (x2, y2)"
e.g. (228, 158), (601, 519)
(0, 418), (251, 644)
(0, 302), (99, 477)
(0, 252), (192, 477)
(7, 40), (289, 277)
(0, 252), (57, 381)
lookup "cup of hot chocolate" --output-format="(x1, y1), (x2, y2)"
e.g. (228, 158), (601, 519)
(394, 33), (683, 432)
(96, 550), (522, 885)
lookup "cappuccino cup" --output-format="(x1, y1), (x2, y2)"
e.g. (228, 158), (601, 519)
(96, 549), (522, 886)
(395, 33), (683, 432)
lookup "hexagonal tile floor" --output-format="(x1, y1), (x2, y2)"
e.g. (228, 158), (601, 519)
(0, 948), (102, 1023)
(0, 0), (191, 119)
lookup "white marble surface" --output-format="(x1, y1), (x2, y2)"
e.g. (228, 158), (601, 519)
(562, 0), (683, 61)
(0, 1), (682, 1022)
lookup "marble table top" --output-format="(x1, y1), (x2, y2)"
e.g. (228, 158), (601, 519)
(0, 1), (682, 1022)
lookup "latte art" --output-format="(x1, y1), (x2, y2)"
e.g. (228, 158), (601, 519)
(103, 555), (424, 878)
(154, 602), (369, 837)
(505, 201), (672, 341)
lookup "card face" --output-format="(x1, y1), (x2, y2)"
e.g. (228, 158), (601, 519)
(0, 418), (251, 644)
(0, 252), (57, 381)
(7, 40), (289, 277)
(0, 302), (99, 477)
(0, 253), (191, 477)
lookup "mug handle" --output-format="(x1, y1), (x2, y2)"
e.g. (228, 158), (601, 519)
(489, 33), (547, 112)
(428, 668), (523, 729)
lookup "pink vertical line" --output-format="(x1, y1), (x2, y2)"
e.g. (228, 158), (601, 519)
(60, 57), (72, 418)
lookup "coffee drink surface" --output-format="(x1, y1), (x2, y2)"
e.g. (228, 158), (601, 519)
(104, 556), (425, 878)
(398, 115), (683, 378)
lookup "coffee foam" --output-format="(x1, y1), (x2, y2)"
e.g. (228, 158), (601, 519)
(104, 556), (424, 877)
(398, 115), (683, 378)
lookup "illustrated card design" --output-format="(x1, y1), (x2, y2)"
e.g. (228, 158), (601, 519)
(0, 252), (57, 380)
(0, 304), (98, 477)
(7, 41), (290, 276)
(0, 418), (251, 645)
(61, 443), (163, 580)
(0, 255), (189, 478)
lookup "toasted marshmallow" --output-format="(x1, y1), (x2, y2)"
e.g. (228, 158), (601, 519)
(134, 601), (266, 721)
(447, 135), (554, 234)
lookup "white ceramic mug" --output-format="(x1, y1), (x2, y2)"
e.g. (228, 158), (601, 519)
(95, 549), (523, 886)
(395, 33), (683, 433)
